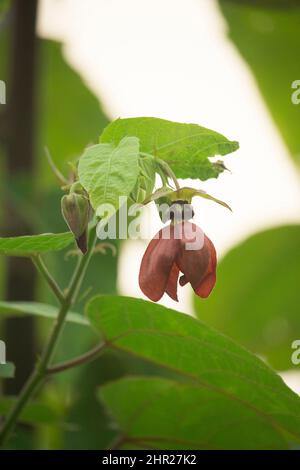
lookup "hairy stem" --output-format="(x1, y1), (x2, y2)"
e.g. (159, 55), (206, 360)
(0, 230), (97, 447)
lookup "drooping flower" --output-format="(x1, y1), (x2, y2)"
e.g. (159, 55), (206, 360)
(139, 221), (216, 302)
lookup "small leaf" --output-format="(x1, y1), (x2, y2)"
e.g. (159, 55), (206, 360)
(0, 232), (74, 257)
(0, 363), (15, 378)
(178, 187), (232, 211)
(146, 186), (232, 211)
(78, 137), (140, 215)
(100, 117), (239, 180)
(0, 301), (89, 326)
(88, 295), (300, 449)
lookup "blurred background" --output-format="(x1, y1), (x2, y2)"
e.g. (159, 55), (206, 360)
(0, 0), (300, 449)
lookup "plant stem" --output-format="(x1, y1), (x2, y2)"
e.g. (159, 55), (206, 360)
(47, 342), (106, 375)
(139, 152), (180, 191)
(157, 159), (180, 191)
(0, 230), (97, 447)
(44, 147), (69, 186)
(32, 255), (64, 304)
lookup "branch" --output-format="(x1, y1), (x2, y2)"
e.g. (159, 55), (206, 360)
(0, 229), (98, 447)
(47, 342), (107, 375)
(32, 255), (64, 304)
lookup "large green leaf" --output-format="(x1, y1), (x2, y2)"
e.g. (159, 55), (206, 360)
(0, 232), (74, 257)
(99, 376), (287, 450)
(88, 295), (300, 449)
(100, 117), (239, 180)
(0, 301), (89, 326)
(0, 363), (15, 378)
(194, 225), (300, 370)
(78, 137), (140, 214)
(219, 0), (300, 165)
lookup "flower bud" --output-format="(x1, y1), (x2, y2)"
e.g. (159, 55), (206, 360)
(69, 181), (86, 195)
(61, 193), (90, 254)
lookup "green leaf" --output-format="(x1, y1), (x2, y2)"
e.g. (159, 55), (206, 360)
(99, 376), (287, 450)
(194, 225), (300, 370)
(78, 137), (140, 215)
(130, 155), (157, 203)
(88, 295), (300, 449)
(147, 186), (232, 211)
(0, 301), (89, 326)
(219, 1), (300, 165)
(0, 232), (74, 257)
(0, 398), (59, 425)
(100, 117), (239, 180)
(0, 363), (15, 378)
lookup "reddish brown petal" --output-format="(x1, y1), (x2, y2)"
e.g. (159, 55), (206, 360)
(195, 272), (216, 298)
(139, 227), (180, 302)
(176, 222), (217, 298)
(195, 236), (217, 298)
(165, 264), (180, 301)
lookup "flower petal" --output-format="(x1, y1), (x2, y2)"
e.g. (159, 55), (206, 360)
(195, 236), (217, 298)
(165, 263), (180, 301)
(176, 222), (217, 298)
(139, 227), (180, 302)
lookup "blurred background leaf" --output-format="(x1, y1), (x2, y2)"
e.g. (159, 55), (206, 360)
(0, 362), (15, 378)
(219, 0), (300, 165)
(0, 397), (60, 425)
(194, 225), (300, 371)
(36, 39), (109, 187)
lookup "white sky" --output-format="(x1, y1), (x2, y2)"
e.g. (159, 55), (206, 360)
(38, 0), (300, 391)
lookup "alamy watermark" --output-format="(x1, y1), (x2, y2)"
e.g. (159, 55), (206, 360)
(291, 80), (300, 105)
(291, 339), (300, 365)
(96, 197), (204, 250)
(0, 340), (6, 364)
(0, 80), (6, 104)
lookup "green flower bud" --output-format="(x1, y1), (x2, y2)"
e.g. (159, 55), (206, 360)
(61, 193), (90, 254)
(69, 181), (86, 195)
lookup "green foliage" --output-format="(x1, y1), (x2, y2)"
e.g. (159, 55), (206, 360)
(100, 117), (239, 180)
(194, 225), (300, 370)
(0, 232), (74, 257)
(99, 376), (287, 450)
(0, 301), (88, 325)
(0, 363), (15, 378)
(0, 398), (59, 425)
(78, 137), (140, 214)
(219, 0), (300, 165)
(88, 295), (300, 449)
(0, 0), (10, 19)
(148, 186), (232, 211)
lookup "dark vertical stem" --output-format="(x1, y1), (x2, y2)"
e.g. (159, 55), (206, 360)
(3, 0), (39, 395)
